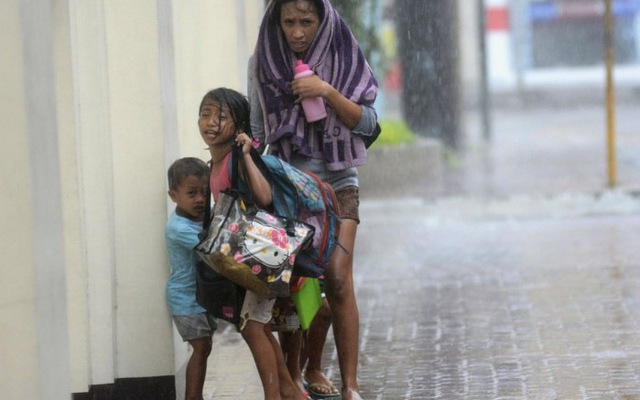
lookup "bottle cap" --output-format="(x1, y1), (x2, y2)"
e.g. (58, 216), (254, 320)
(294, 59), (310, 74)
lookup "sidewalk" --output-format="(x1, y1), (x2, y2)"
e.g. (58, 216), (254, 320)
(200, 99), (640, 399)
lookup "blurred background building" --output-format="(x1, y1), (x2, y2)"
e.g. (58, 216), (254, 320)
(485, 0), (640, 91)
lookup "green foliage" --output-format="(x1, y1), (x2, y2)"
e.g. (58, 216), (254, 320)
(332, 1), (370, 55)
(370, 120), (417, 148)
(331, 0), (386, 76)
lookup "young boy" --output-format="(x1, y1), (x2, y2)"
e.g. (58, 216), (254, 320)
(165, 157), (216, 400)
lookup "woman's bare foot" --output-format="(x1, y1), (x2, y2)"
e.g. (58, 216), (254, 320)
(282, 386), (311, 400)
(342, 388), (363, 400)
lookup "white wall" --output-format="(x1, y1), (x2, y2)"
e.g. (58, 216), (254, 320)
(173, 0), (264, 163)
(0, 1), (42, 398)
(0, 0), (263, 398)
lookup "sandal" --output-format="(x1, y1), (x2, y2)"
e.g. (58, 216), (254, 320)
(303, 381), (340, 399)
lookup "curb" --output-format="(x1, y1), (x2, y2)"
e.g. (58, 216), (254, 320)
(359, 138), (443, 198)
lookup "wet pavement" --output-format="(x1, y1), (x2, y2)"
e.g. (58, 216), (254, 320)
(353, 199), (640, 400)
(201, 99), (640, 399)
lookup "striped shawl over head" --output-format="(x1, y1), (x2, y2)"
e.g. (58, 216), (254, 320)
(254, 0), (378, 170)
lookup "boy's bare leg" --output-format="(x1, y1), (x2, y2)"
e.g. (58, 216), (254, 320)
(185, 337), (212, 400)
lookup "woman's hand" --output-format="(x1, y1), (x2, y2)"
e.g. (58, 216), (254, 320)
(291, 74), (329, 102)
(292, 75), (362, 129)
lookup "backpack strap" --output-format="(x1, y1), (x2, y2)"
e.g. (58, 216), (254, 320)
(203, 146), (246, 232)
(203, 167), (213, 232)
(302, 170), (348, 257)
(230, 146), (294, 216)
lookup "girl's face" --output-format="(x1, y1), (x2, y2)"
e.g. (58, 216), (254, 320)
(279, 0), (320, 59)
(198, 99), (236, 148)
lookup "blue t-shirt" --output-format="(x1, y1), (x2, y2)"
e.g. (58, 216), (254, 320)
(165, 210), (206, 316)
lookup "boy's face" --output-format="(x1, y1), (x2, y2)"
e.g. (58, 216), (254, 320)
(169, 175), (208, 222)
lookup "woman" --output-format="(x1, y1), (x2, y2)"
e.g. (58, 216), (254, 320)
(249, 1), (378, 399)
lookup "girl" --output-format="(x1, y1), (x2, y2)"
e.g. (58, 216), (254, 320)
(199, 87), (310, 400)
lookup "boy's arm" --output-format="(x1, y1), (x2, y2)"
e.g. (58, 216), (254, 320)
(166, 217), (201, 250)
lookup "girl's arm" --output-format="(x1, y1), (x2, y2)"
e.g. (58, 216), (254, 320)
(236, 133), (272, 208)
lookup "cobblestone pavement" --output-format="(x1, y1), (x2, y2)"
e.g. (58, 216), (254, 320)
(353, 199), (640, 400)
(202, 102), (640, 399)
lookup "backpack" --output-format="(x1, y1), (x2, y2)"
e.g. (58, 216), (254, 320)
(241, 151), (341, 278)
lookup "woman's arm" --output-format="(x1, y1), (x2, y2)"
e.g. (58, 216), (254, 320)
(290, 74), (362, 129)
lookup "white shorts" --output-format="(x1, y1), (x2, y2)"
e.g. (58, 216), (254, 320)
(239, 290), (276, 331)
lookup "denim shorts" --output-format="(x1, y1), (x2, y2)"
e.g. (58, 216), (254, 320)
(335, 186), (360, 223)
(173, 313), (217, 342)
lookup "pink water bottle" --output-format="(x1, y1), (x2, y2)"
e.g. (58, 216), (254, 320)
(293, 60), (327, 122)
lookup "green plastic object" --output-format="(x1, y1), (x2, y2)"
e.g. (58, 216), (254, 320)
(291, 277), (322, 330)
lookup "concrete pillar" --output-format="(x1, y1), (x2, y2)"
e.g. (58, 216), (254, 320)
(102, 0), (175, 380)
(0, 1), (71, 399)
(54, 0), (90, 395)
(69, 0), (118, 389)
(396, 0), (462, 148)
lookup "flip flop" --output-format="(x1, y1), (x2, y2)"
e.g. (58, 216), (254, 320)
(303, 381), (340, 399)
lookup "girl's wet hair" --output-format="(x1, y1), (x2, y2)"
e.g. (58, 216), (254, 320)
(272, 0), (325, 26)
(167, 157), (209, 191)
(198, 87), (252, 137)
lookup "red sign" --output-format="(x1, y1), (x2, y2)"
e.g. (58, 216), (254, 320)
(487, 7), (510, 31)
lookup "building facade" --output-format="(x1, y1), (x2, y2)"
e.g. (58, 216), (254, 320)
(486, 0), (640, 91)
(0, 1), (262, 398)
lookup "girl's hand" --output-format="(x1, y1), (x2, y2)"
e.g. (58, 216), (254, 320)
(235, 132), (254, 155)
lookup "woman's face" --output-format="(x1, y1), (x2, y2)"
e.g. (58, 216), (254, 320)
(279, 0), (320, 59)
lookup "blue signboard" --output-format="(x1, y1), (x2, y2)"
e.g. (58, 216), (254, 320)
(530, 0), (640, 21)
